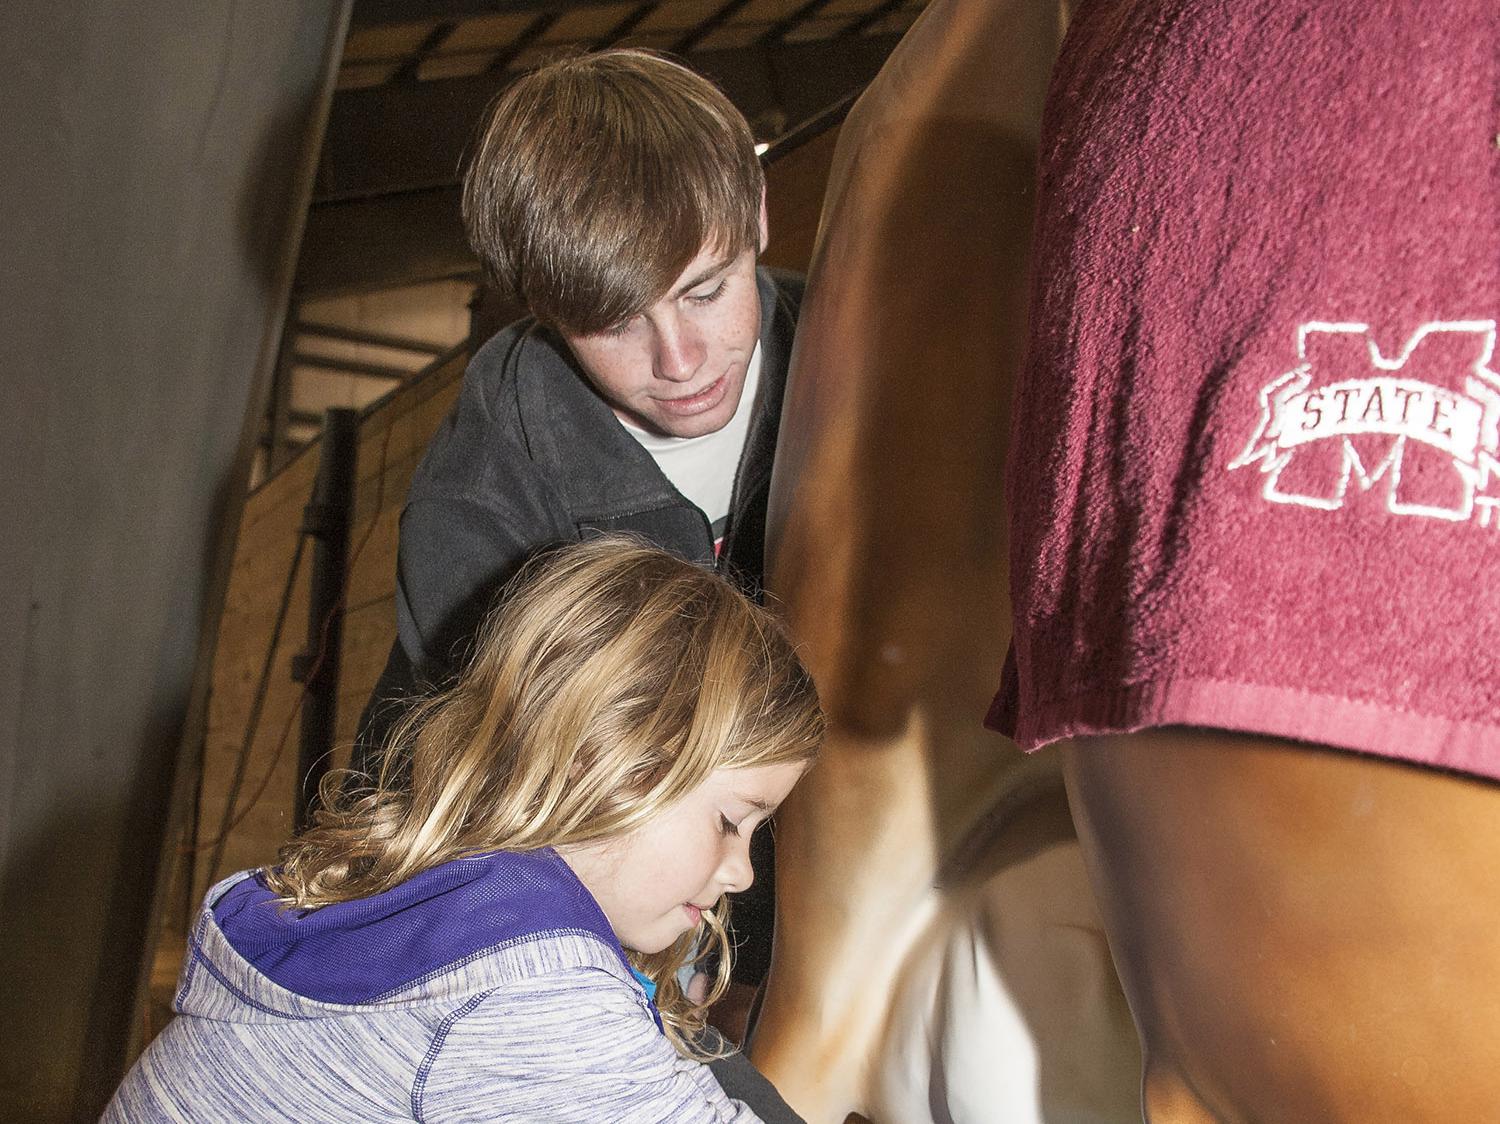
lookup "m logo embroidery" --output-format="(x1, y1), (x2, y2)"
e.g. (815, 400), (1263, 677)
(1229, 320), (1500, 526)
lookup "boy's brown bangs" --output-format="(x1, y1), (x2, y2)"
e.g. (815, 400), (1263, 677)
(529, 176), (759, 337)
(463, 50), (763, 336)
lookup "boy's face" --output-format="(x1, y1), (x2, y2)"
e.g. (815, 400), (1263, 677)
(558, 759), (808, 955)
(560, 211), (769, 439)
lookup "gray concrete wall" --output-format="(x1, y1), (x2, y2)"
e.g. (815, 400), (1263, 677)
(0, 4), (348, 1119)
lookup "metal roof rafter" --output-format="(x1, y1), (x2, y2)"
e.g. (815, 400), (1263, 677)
(293, 352), (414, 381)
(488, 10), (560, 71)
(672, 0), (755, 55)
(390, 20), (460, 81)
(758, 0), (837, 45)
(842, 0), (906, 38)
(296, 321), (449, 355)
(598, 1), (660, 46)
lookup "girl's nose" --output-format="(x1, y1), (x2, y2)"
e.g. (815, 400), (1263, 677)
(719, 838), (754, 895)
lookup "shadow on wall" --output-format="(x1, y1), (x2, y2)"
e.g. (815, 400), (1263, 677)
(0, 5), (348, 1118)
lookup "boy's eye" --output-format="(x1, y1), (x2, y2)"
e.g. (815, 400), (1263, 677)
(600, 315), (636, 338)
(689, 280), (726, 306)
(719, 814), (740, 837)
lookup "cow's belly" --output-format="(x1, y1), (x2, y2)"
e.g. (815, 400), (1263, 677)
(751, 0), (1142, 1119)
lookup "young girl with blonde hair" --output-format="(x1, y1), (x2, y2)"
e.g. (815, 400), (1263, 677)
(105, 538), (822, 1122)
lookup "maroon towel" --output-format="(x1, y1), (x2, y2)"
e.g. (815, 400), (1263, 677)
(991, 0), (1500, 778)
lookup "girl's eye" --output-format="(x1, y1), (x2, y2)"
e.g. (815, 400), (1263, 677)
(719, 814), (740, 837)
(690, 281), (726, 306)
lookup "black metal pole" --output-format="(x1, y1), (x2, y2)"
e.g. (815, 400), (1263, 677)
(292, 407), (358, 830)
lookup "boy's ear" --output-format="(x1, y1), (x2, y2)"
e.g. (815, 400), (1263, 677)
(758, 186), (769, 254)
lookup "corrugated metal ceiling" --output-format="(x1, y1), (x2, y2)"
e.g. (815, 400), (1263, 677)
(338, 0), (926, 89)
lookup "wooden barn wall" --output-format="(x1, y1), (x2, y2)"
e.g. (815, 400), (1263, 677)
(192, 349), (467, 904)
(187, 121), (843, 908)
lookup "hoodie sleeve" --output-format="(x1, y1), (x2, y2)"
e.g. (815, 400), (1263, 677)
(414, 967), (765, 1124)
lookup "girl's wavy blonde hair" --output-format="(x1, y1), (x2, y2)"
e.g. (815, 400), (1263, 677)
(265, 536), (823, 1057)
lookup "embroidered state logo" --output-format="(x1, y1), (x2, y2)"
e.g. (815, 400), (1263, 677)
(1229, 320), (1500, 525)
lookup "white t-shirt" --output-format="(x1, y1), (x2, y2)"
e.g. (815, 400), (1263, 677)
(621, 343), (763, 549)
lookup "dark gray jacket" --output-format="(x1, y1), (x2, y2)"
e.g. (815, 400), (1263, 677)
(350, 268), (802, 995)
(354, 268), (802, 759)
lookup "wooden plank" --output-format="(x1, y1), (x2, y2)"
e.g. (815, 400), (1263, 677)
(349, 448), (424, 529)
(243, 441), (320, 529)
(359, 347), (466, 441)
(345, 506), (402, 612)
(338, 598), (400, 723)
(220, 519), (308, 619)
(193, 510), (313, 907)
(332, 600), (399, 770)
(353, 402), (430, 493)
(353, 360), (465, 490)
(194, 350), (469, 895)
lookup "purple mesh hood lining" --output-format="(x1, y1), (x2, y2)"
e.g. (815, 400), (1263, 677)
(210, 847), (628, 1005)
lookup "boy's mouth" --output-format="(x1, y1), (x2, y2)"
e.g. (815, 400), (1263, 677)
(656, 372), (728, 416)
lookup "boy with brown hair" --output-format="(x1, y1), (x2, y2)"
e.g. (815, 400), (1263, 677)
(352, 48), (802, 1050)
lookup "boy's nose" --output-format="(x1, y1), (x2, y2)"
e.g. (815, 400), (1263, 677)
(653, 317), (706, 382)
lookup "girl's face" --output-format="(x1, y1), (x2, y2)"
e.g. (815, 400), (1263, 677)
(559, 760), (808, 955)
